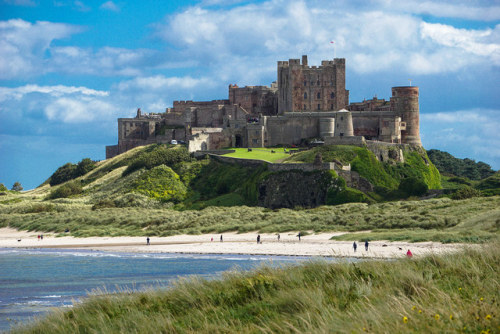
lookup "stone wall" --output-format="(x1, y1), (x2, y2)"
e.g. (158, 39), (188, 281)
(325, 136), (366, 146)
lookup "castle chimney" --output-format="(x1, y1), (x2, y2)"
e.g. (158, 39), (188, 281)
(302, 55), (308, 66)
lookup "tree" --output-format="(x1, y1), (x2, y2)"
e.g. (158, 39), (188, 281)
(11, 182), (23, 191)
(0, 183), (7, 192)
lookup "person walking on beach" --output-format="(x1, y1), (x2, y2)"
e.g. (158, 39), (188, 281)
(406, 249), (413, 258)
(220, 235), (223, 242)
(365, 240), (369, 251)
(257, 234), (261, 244)
(146, 237), (150, 245)
(353, 241), (357, 252)
(277, 234), (280, 242)
(297, 232), (301, 241)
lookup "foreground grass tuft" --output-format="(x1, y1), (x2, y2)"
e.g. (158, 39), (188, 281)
(11, 244), (499, 333)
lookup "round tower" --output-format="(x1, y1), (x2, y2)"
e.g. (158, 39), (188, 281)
(319, 117), (335, 138)
(391, 86), (421, 146)
(334, 109), (354, 137)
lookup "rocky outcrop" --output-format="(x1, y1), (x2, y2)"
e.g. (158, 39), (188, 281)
(258, 170), (342, 209)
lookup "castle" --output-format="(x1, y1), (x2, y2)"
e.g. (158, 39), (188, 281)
(106, 55), (421, 159)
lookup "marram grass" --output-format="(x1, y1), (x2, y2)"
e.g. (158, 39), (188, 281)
(1, 195), (498, 242)
(10, 244), (499, 333)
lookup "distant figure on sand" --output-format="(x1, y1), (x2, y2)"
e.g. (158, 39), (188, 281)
(211, 237), (213, 242)
(353, 241), (357, 252)
(277, 234), (280, 242)
(365, 240), (369, 251)
(297, 232), (301, 241)
(406, 249), (413, 258)
(257, 234), (260, 244)
(146, 237), (150, 245)
(40, 234), (43, 240)
(37, 235), (40, 241)
(220, 235), (223, 242)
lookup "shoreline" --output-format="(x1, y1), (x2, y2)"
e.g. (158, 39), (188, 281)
(0, 228), (468, 259)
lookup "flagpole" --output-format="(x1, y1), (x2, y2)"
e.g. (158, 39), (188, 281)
(330, 41), (336, 58)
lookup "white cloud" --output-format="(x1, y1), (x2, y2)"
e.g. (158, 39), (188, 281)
(100, 1), (119, 12)
(0, 84), (108, 102)
(154, 0), (499, 76)
(49, 46), (158, 76)
(0, 19), (82, 79)
(45, 97), (114, 123)
(421, 22), (500, 65)
(378, 0), (500, 21)
(117, 75), (213, 92)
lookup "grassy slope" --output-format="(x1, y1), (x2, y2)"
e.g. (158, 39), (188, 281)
(11, 245), (499, 333)
(1, 195), (499, 242)
(284, 145), (441, 190)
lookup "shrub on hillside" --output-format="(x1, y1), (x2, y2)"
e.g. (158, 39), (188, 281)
(49, 158), (97, 186)
(451, 186), (482, 200)
(75, 158), (96, 176)
(398, 177), (428, 197)
(131, 165), (187, 202)
(327, 187), (371, 205)
(48, 181), (83, 199)
(50, 163), (77, 186)
(11, 182), (23, 191)
(123, 145), (191, 176)
(0, 183), (7, 192)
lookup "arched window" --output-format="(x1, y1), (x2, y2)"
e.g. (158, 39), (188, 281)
(304, 92), (307, 99)
(317, 92), (321, 99)
(330, 92), (335, 99)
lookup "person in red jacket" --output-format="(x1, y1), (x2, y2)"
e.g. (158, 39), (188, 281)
(406, 249), (413, 257)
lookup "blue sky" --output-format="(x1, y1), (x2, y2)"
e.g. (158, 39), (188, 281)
(0, 0), (499, 190)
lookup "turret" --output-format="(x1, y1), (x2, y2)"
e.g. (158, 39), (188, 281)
(334, 109), (354, 137)
(391, 86), (421, 146)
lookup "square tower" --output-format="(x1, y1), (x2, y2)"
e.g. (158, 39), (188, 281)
(277, 55), (349, 114)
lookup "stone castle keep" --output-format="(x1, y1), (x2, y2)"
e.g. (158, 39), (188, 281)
(106, 55), (421, 159)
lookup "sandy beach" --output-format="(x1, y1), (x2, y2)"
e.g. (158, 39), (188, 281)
(0, 227), (467, 259)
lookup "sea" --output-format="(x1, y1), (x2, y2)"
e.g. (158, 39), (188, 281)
(0, 248), (348, 332)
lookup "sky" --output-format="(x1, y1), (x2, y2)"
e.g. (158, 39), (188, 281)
(0, 0), (499, 190)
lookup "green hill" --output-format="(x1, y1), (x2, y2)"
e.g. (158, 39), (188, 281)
(1, 143), (499, 243)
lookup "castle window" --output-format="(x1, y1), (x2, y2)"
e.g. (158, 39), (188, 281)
(311, 81), (314, 86)
(317, 104), (321, 110)
(304, 104), (306, 110)
(304, 81), (307, 86)
(330, 92), (335, 99)
(304, 92), (307, 99)
(317, 92), (321, 99)
(341, 116), (343, 121)
(317, 80), (320, 85)
(330, 104), (333, 109)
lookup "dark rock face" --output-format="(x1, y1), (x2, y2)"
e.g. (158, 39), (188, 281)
(258, 170), (341, 209)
